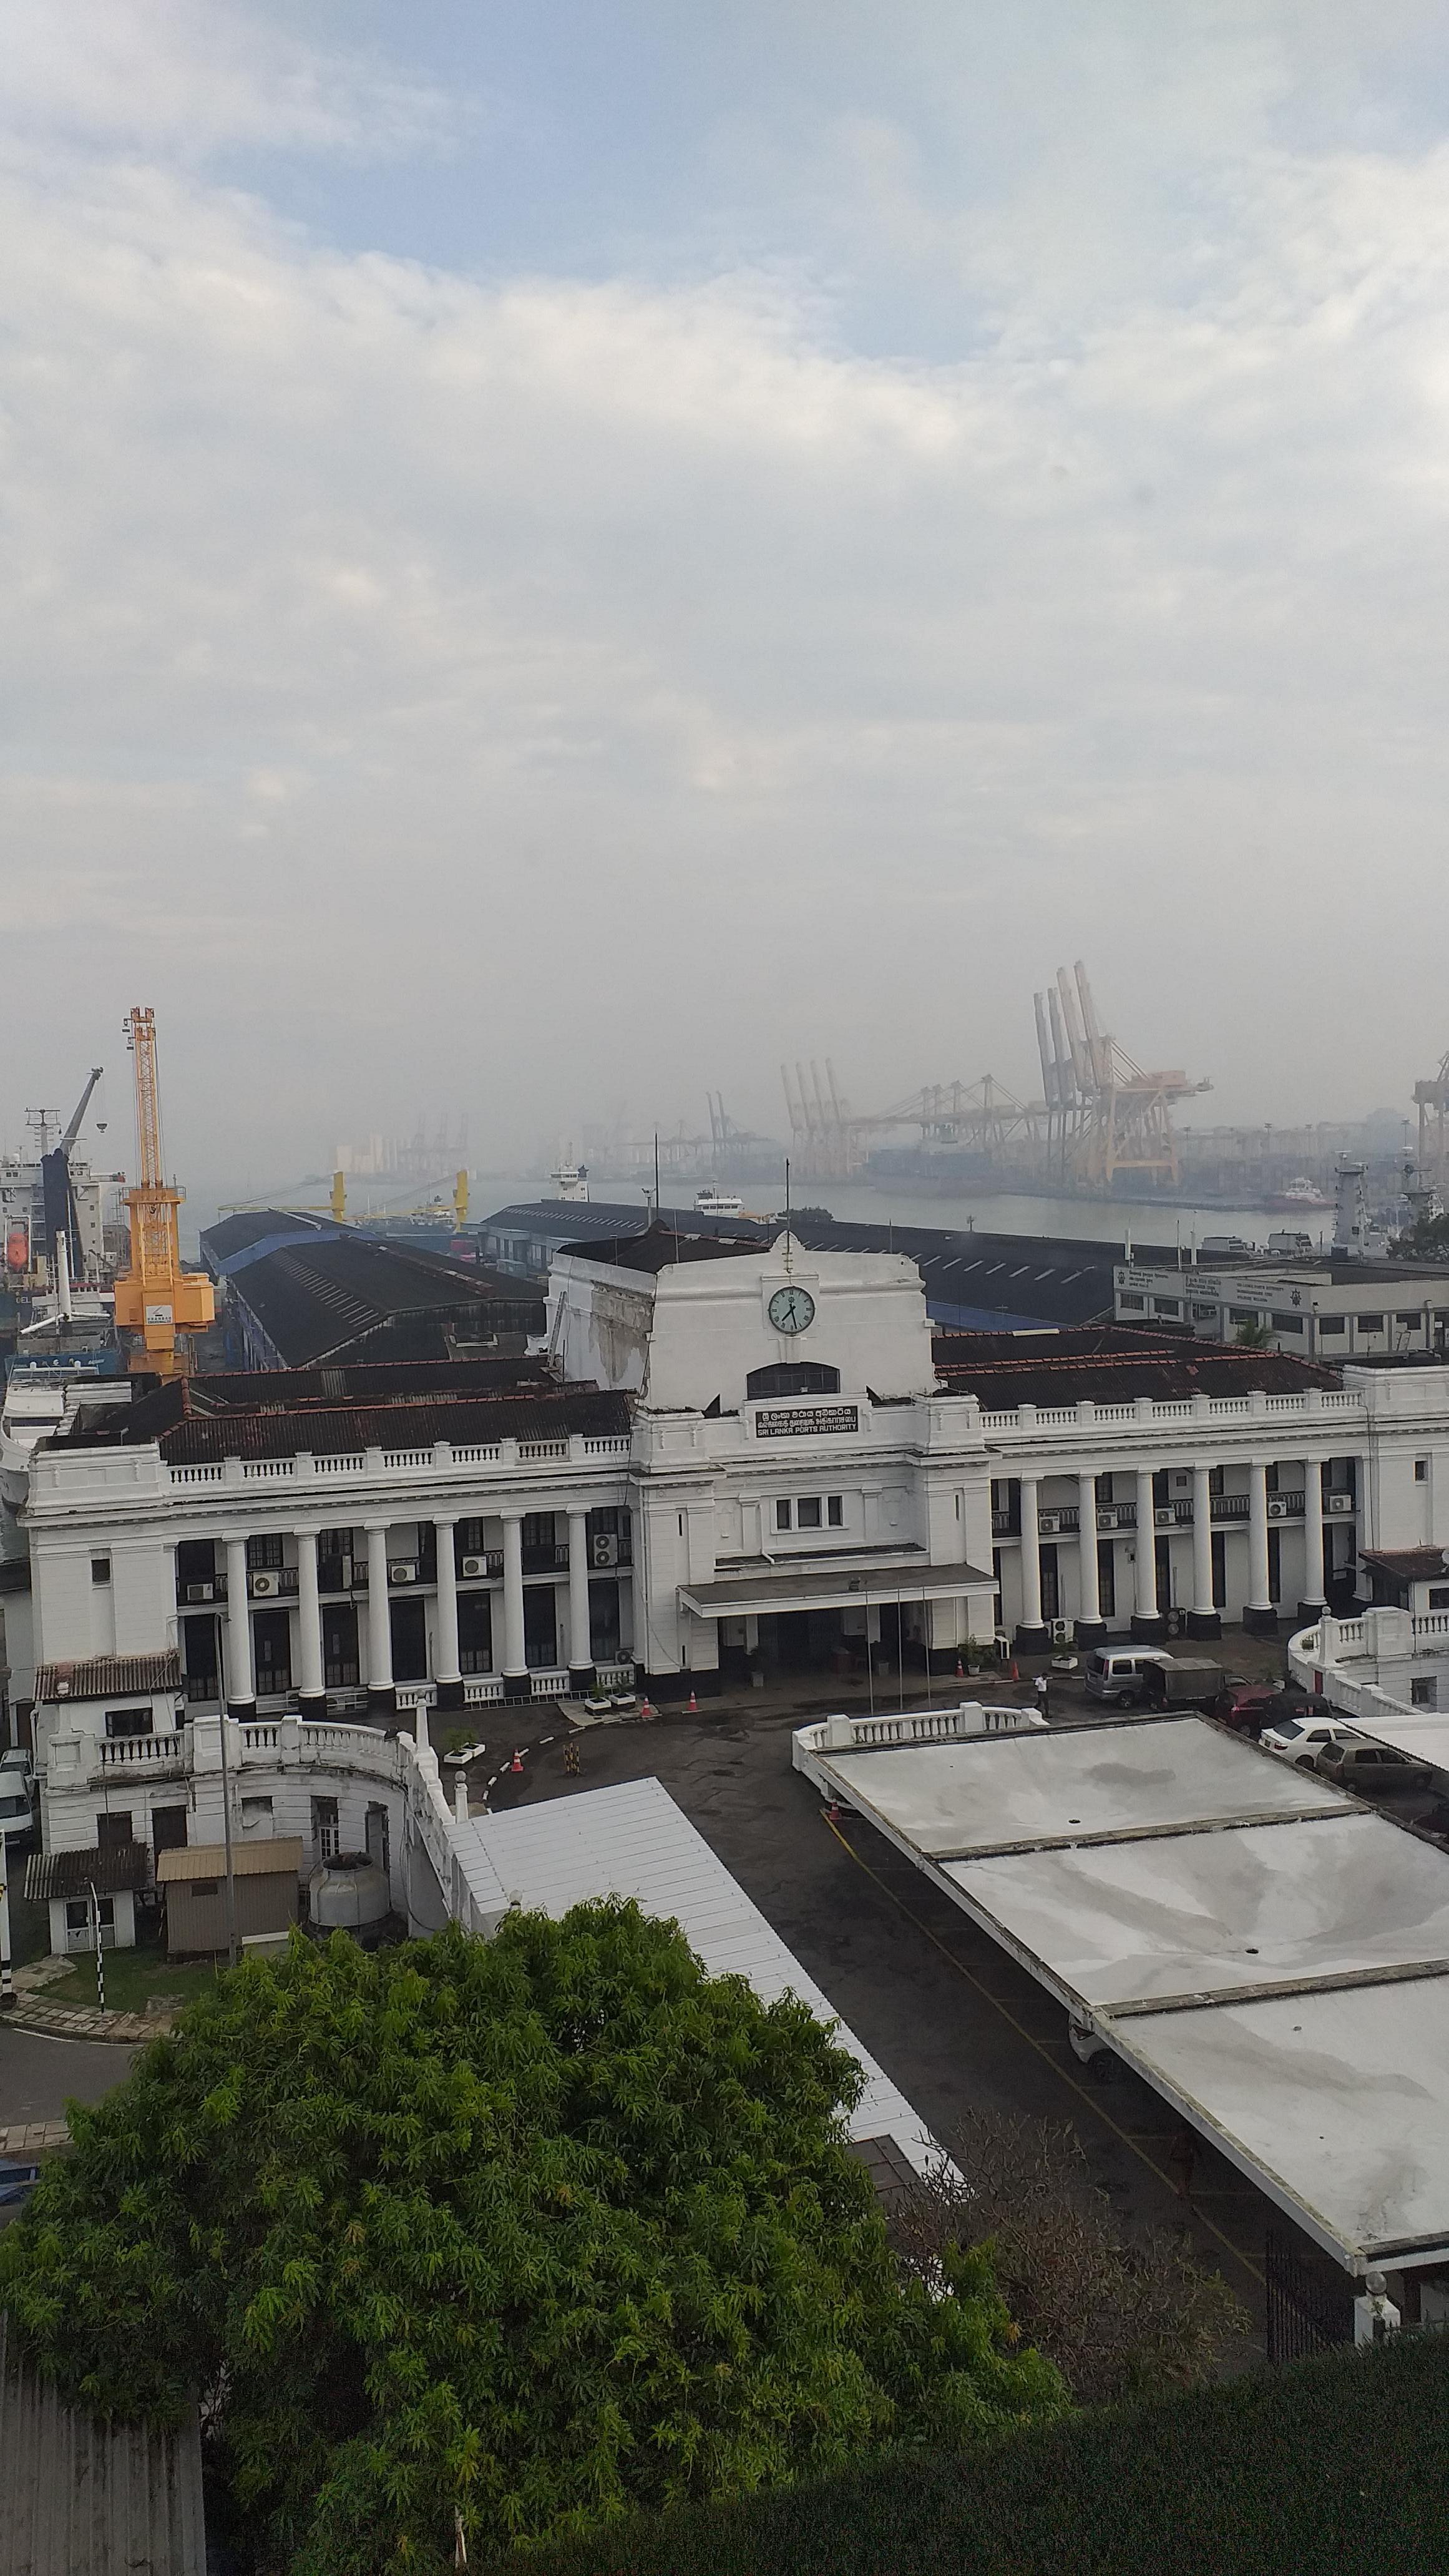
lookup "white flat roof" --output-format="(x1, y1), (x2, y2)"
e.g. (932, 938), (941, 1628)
(1340, 1705), (1449, 1777)
(454, 1777), (935, 2172)
(821, 1717), (1347, 1860)
(796, 1711), (1449, 2270)
(1126, 1981), (1449, 2266)
(947, 1810), (1449, 2009)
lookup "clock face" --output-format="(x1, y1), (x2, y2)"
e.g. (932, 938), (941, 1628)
(768, 1284), (816, 1335)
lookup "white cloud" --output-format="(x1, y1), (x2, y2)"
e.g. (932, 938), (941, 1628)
(3, 14), (1449, 1179)
(0, 0), (453, 157)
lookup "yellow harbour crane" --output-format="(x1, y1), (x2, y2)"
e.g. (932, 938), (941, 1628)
(111, 1007), (215, 1376)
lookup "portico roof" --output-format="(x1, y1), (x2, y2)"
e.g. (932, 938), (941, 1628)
(679, 1555), (993, 1619)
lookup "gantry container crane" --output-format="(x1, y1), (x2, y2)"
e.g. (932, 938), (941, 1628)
(111, 1007), (215, 1375)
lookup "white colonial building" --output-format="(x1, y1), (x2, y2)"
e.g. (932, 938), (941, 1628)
(18, 1223), (1449, 1936)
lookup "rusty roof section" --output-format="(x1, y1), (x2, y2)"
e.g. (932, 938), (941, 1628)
(931, 1324), (1342, 1407)
(0, 2315), (206, 2576)
(151, 1384), (631, 1466)
(1360, 1548), (1449, 1583)
(32, 1651), (181, 1704)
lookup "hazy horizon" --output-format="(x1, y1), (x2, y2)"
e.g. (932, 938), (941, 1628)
(6, 2), (1449, 1182)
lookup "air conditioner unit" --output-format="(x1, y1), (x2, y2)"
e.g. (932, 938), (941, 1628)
(1036, 1511), (1061, 1536)
(249, 1572), (279, 1598)
(388, 1561), (418, 1585)
(183, 1583), (214, 1604)
(1050, 1617), (1070, 1645)
(1096, 1508), (1118, 1531)
(1267, 1498), (1289, 1521)
(1154, 1507), (1175, 1530)
(460, 1555), (487, 1579)
(1327, 1493), (1354, 1515)
(592, 1533), (620, 1568)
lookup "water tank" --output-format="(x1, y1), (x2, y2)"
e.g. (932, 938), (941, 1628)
(308, 1852), (391, 1943)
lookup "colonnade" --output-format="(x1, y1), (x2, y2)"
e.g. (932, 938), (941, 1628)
(221, 1510), (609, 1714)
(1010, 1457), (1344, 1647)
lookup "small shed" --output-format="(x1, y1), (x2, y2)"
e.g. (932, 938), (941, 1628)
(24, 1840), (150, 1957)
(157, 1837), (302, 1956)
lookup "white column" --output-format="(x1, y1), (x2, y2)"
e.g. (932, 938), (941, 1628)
(1191, 1466), (1216, 1617)
(1247, 1460), (1274, 1614)
(1302, 1461), (1325, 1610)
(501, 1511), (527, 1682)
(295, 1528), (324, 1705)
(1076, 1473), (1101, 1630)
(434, 1518), (461, 1704)
(365, 1522), (393, 1700)
(1134, 1470), (1159, 1624)
(223, 1534), (255, 1709)
(1017, 1476), (1044, 1634)
(567, 1508), (593, 1677)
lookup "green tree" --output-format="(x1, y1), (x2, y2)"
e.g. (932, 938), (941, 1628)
(0, 1907), (1062, 2573)
(1232, 1320), (1276, 1349)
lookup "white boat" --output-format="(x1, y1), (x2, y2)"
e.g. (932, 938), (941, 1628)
(695, 1188), (743, 1217)
(1263, 1177), (1332, 1212)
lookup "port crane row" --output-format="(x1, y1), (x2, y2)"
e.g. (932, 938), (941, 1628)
(779, 959), (1211, 1191)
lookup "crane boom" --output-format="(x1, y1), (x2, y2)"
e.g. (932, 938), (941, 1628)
(60, 1067), (103, 1156)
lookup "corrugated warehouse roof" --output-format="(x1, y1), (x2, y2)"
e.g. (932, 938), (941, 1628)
(557, 1225), (767, 1276)
(156, 1837), (303, 1883)
(211, 1231), (545, 1368)
(791, 1219), (1122, 1329)
(0, 2315), (206, 2576)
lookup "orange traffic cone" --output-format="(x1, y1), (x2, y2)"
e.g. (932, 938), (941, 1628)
(1009, 1659), (1020, 1683)
(510, 1748), (524, 1773)
(687, 1689), (698, 1713)
(955, 1657), (964, 1680)
(640, 1695), (654, 1719)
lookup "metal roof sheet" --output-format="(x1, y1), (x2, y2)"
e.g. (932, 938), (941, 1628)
(155, 1837), (303, 1883)
(0, 2315), (206, 2576)
(456, 1777), (936, 2172)
(24, 1841), (152, 1900)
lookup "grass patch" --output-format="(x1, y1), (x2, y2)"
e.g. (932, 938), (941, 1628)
(39, 1948), (225, 2017)
(508, 2330), (1449, 2576)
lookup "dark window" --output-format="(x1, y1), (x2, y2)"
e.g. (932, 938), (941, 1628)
(1412, 1677), (1438, 1707)
(66, 1896), (112, 1931)
(523, 1587), (558, 1669)
(1430, 1588), (1449, 1610)
(188, 1880), (220, 1898)
(827, 1496), (844, 1528)
(458, 1518), (485, 1556)
(797, 1497), (822, 1530)
(775, 1500), (792, 1531)
(97, 1810), (134, 1851)
(1357, 1315), (1383, 1333)
(253, 1609), (291, 1694)
(322, 1603), (359, 1689)
(1096, 1473), (1114, 1505)
(1271, 1313), (1304, 1334)
(521, 1512), (555, 1549)
(390, 1596), (427, 1682)
(318, 1528), (353, 1556)
(1118, 1293), (1144, 1310)
(458, 1591), (493, 1674)
(746, 1362), (841, 1400)
(1398, 1314), (1424, 1330)
(246, 1532), (284, 1572)
(1191, 1302), (1217, 1321)
(1416, 1460), (1429, 1483)
(311, 1796), (339, 1860)
(1317, 1314), (1345, 1334)
(152, 1805), (187, 1857)
(1229, 1308), (1258, 1326)
(90, 1556), (110, 1586)
(1209, 1466), (1225, 1496)
(104, 1707), (153, 1740)
(176, 1538), (215, 1584)
(1153, 1297), (1180, 1317)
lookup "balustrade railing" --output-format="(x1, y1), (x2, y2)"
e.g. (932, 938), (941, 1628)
(97, 1730), (183, 1770)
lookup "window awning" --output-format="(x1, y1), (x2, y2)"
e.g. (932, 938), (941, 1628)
(679, 1557), (994, 1621)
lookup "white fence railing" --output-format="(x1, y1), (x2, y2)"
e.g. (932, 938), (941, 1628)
(97, 1730), (185, 1770)
(809, 1703), (1048, 1755)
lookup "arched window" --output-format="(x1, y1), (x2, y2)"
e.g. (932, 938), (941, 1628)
(746, 1362), (841, 1400)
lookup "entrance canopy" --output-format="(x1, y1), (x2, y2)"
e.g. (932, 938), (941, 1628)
(680, 1554), (993, 1622)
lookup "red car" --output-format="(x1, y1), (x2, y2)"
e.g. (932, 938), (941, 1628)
(1211, 1682), (1323, 1738)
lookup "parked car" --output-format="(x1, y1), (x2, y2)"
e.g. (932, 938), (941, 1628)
(1259, 1714), (1362, 1769)
(0, 2159), (41, 2208)
(1083, 1647), (1174, 1708)
(1214, 1682), (1325, 1738)
(1315, 1739), (1435, 1793)
(0, 1752), (34, 1848)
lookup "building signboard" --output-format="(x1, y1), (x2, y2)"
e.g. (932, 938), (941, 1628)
(754, 1404), (859, 1438)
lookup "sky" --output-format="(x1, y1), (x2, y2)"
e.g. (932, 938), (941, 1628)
(5, 0), (1449, 1187)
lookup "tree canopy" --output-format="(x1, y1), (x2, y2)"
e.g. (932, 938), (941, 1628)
(0, 1906), (1063, 2574)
